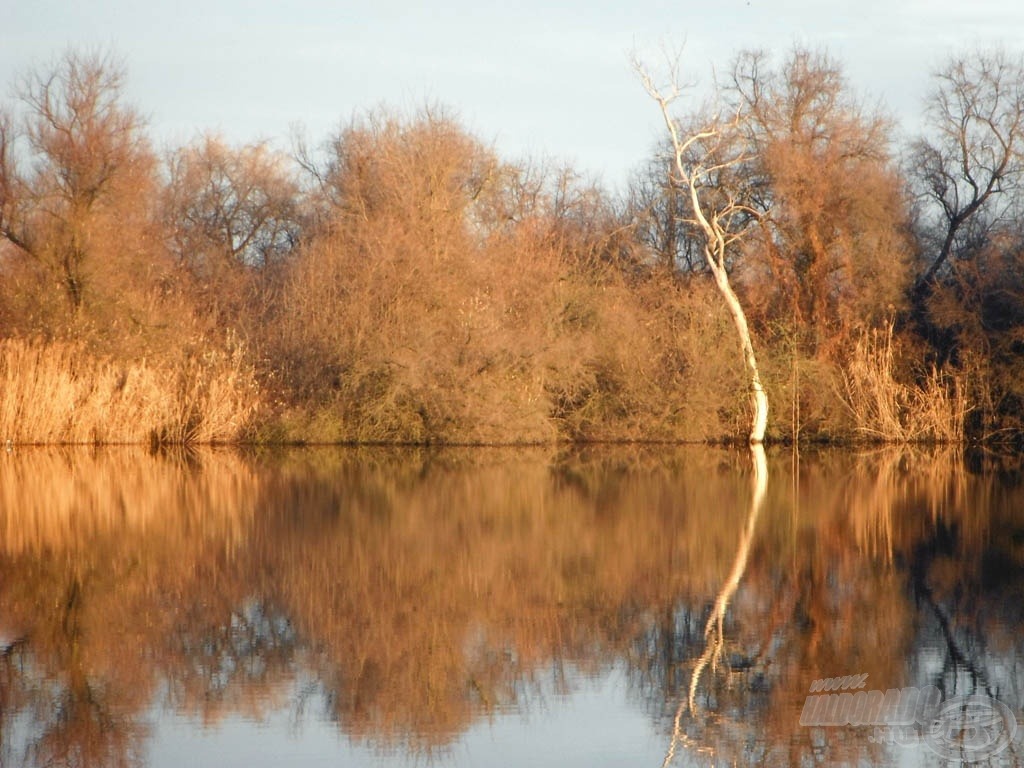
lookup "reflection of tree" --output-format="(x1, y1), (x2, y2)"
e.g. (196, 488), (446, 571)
(645, 445), (1022, 767)
(247, 447), (735, 750)
(661, 445), (767, 767)
(21, 575), (149, 768)
(162, 598), (298, 725)
(688, 445), (768, 711)
(1, 446), (750, 758)
(905, 450), (1024, 715)
(0, 445), (1022, 766)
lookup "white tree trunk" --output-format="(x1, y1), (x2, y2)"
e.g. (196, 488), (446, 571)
(638, 60), (770, 444)
(710, 264), (769, 444)
(660, 443), (768, 767)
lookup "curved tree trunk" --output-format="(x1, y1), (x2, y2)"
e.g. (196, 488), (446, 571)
(710, 263), (769, 444)
(637, 61), (770, 444)
(690, 176), (769, 445)
(660, 443), (768, 767)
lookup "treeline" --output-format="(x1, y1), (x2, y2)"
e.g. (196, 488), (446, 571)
(1, 47), (1023, 445)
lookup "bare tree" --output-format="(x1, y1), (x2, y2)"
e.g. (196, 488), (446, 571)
(0, 113), (20, 248)
(626, 148), (707, 274)
(163, 134), (301, 273)
(729, 48), (909, 351)
(0, 50), (155, 314)
(912, 49), (1024, 289)
(636, 56), (769, 443)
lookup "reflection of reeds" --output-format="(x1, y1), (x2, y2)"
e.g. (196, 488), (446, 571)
(0, 447), (259, 555)
(0, 446), (276, 767)
(839, 445), (977, 562)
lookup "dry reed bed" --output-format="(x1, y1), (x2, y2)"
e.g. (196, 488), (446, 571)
(841, 322), (970, 443)
(0, 338), (259, 445)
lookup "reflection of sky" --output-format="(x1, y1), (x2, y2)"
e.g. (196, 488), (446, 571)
(19, 655), (1011, 768)
(146, 664), (667, 768)
(144, 660), (1004, 767)
(4, 1), (1024, 189)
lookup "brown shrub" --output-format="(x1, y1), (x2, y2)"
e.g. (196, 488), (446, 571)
(259, 110), (764, 443)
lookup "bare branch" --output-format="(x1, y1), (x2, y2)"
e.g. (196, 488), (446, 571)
(913, 48), (1024, 287)
(635, 53), (769, 443)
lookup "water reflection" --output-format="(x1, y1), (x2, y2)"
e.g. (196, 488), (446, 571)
(1, 445), (1022, 766)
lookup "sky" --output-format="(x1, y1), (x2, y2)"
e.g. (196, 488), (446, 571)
(4, 1), (1024, 190)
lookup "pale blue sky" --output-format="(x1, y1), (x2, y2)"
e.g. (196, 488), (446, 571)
(4, 1), (1024, 188)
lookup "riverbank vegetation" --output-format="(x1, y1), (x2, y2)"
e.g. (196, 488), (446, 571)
(2, 47), (1024, 445)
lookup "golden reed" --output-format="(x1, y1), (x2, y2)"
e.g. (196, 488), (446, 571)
(0, 338), (258, 445)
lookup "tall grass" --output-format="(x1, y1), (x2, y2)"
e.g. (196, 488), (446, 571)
(0, 338), (259, 445)
(840, 321), (970, 442)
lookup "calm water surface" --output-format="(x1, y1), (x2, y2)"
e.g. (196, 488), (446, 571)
(1, 445), (1022, 766)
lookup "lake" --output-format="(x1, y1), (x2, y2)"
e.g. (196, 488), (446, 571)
(1, 445), (1022, 766)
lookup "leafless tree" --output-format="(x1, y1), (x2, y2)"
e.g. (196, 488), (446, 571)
(0, 50), (154, 313)
(911, 49), (1024, 289)
(636, 55), (769, 443)
(627, 148), (708, 274)
(163, 134), (302, 274)
(729, 48), (909, 350)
